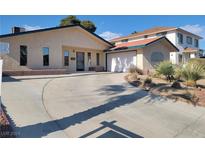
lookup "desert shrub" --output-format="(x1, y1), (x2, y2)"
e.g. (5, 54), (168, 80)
(184, 80), (197, 87)
(127, 73), (139, 81)
(151, 71), (161, 78)
(155, 61), (175, 82)
(174, 64), (183, 80)
(142, 77), (152, 90)
(128, 66), (143, 75)
(144, 77), (152, 84)
(180, 63), (205, 87)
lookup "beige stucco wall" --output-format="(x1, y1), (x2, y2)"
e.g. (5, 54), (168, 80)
(142, 40), (173, 73)
(136, 48), (143, 70)
(0, 26), (110, 72)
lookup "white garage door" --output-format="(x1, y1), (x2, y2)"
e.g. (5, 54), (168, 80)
(107, 51), (137, 72)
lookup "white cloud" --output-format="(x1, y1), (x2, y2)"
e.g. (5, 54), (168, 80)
(23, 25), (43, 31)
(180, 24), (205, 37)
(99, 31), (122, 40)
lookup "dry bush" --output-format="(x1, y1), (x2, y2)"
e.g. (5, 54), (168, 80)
(144, 77), (152, 85)
(128, 66), (143, 75)
(184, 80), (197, 87)
(127, 73), (139, 81)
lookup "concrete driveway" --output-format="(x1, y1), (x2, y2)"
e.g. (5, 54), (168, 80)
(2, 72), (205, 138)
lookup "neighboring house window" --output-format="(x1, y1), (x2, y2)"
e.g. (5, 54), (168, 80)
(150, 52), (164, 64)
(96, 53), (100, 66)
(186, 36), (193, 45)
(144, 35), (148, 38)
(156, 32), (167, 37)
(161, 32), (167, 35)
(20, 45), (27, 66)
(64, 51), (69, 66)
(156, 33), (162, 36)
(87, 52), (91, 65)
(194, 39), (199, 47)
(121, 39), (128, 42)
(42, 47), (49, 66)
(177, 33), (183, 44)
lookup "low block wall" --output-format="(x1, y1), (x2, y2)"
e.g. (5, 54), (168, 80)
(3, 69), (70, 76)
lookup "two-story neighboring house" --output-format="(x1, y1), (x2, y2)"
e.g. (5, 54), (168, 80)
(107, 26), (202, 73)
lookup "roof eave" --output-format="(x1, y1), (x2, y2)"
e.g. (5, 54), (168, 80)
(110, 28), (177, 42)
(145, 37), (179, 51)
(0, 24), (113, 47)
(105, 45), (145, 53)
(177, 28), (203, 39)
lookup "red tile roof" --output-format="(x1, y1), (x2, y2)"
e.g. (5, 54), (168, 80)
(111, 37), (160, 50)
(111, 27), (176, 42)
(110, 26), (203, 42)
(183, 47), (199, 53)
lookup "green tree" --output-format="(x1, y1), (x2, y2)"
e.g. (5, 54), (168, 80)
(131, 31), (138, 34)
(80, 20), (96, 33)
(60, 15), (81, 26)
(59, 16), (97, 33)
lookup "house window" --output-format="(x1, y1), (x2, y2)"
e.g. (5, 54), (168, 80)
(20, 45), (27, 66)
(42, 47), (49, 66)
(87, 52), (91, 65)
(96, 53), (100, 66)
(64, 51), (69, 66)
(150, 52), (164, 65)
(121, 39), (128, 42)
(177, 33), (183, 44)
(144, 35), (148, 38)
(186, 36), (193, 45)
(194, 39), (199, 47)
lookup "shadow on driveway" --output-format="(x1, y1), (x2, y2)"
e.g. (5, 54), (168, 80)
(80, 120), (143, 138)
(14, 88), (148, 138)
(96, 85), (126, 95)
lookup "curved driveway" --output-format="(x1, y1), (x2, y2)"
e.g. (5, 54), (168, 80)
(2, 72), (205, 137)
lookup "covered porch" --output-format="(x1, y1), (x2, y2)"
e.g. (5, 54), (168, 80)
(182, 47), (199, 63)
(61, 45), (105, 72)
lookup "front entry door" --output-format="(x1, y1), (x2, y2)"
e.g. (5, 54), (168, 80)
(76, 52), (85, 71)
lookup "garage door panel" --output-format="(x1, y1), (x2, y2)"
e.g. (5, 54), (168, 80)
(107, 51), (137, 72)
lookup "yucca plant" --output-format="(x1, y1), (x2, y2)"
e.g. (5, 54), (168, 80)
(180, 63), (205, 87)
(174, 64), (183, 80)
(155, 61), (175, 82)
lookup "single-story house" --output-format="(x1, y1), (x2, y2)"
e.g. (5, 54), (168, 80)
(0, 25), (179, 75)
(0, 25), (112, 75)
(106, 37), (179, 74)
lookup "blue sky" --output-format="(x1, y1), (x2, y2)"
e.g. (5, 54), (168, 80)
(0, 15), (205, 48)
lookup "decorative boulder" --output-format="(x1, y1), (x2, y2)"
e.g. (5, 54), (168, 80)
(171, 81), (181, 89)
